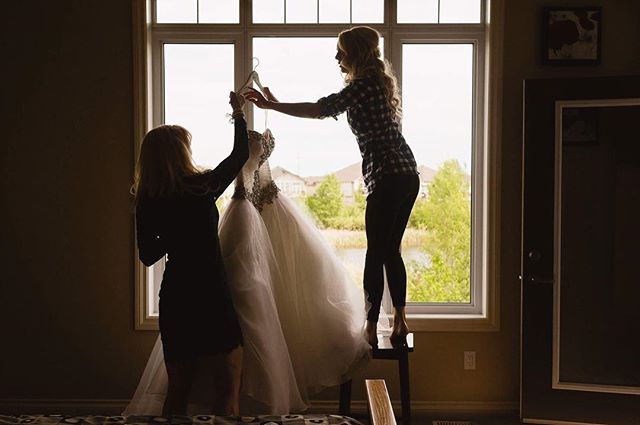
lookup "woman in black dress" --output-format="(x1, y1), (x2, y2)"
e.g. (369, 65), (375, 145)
(244, 26), (419, 348)
(132, 92), (249, 415)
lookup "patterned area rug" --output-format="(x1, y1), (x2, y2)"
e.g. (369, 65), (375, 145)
(0, 415), (363, 425)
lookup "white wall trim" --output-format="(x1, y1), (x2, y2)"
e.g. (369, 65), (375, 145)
(0, 399), (130, 416)
(132, 0), (158, 331)
(311, 400), (517, 415)
(523, 419), (609, 425)
(0, 399), (518, 416)
(551, 99), (640, 395)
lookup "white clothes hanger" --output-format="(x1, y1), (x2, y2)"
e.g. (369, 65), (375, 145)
(236, 57), (270, 130)
(237, 57), (265, 94)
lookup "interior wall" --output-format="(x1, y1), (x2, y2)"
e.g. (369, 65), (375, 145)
(1, 0), (156, 399)
(2, 0), (639, 408)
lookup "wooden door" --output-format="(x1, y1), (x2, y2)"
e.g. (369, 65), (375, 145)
(521, 76), (640, 424)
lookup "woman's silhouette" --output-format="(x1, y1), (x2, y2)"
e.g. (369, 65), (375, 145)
(244, 26), (420, 347)
(132, 92), (248, 415)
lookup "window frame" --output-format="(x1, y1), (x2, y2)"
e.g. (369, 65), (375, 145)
(390, 33), (485, 317)
(132, 0), (504, 332)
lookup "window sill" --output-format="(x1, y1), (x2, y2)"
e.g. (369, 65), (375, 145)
(138, 314), (499, 332)
(406, 313), (500, 332)
(135, 315), (159, 331)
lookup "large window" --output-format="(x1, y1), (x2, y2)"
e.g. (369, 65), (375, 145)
(135, 0), (500, 331)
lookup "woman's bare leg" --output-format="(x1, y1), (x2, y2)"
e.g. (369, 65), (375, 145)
(390, 306), (409, 347)
(209, 346), (243, 415)
(222, 346), (243, 415)
(163, 359), (196, 416)
(364, 320), (378, 347)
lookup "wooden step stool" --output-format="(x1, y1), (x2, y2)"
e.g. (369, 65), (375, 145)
(339, 333), (414, 425)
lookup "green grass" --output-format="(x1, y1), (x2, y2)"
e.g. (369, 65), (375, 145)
(320, 228), (429, 249)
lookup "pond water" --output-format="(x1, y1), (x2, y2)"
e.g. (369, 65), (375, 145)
(334, 246), (431, 270)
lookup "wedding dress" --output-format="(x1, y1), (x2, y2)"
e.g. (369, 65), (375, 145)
(125, 128), (371, 416)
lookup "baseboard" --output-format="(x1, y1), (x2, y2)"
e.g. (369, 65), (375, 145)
(0, 399), (129, 416)
(310, 400), (518, 416)
(0, 399), (518, 417)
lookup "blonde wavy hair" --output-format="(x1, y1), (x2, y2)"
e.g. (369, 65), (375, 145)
(337, 26), (402, 120)
(132, 125), (202, 203)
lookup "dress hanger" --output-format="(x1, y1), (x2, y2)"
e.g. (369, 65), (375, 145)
(236, 57), (270, 131)
(237, 57), (265, 94)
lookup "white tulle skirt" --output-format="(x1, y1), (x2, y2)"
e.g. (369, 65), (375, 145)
(124, 194), (372, 415)
(260, 195), (371, 398)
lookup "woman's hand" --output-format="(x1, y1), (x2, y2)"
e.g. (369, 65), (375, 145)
(243, 88), (322, 119)
(263, 87), (279, 102)
(243, 88), (271, 110)
(229, 91), (245, 112)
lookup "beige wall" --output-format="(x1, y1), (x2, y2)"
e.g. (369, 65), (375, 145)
(2, 0), (639, 408)
(1, 1), (156, 399)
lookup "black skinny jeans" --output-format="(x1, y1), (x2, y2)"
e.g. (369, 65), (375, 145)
(364, 174), (420, 322)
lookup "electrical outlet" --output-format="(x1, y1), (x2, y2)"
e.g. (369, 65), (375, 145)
(464, 351), (476, 370)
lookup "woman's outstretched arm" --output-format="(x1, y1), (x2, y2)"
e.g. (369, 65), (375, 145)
(202, 114), (249, 198)
(201, 92), (250, 198)
(270, 102), (323, 119)
(244, 88), (323, 119)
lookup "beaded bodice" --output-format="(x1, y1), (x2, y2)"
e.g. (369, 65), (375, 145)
(233, 129), (279, 211)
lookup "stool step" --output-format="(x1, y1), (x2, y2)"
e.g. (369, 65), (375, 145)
(373, 333), (414, 358)
(366, 379), (397, 425)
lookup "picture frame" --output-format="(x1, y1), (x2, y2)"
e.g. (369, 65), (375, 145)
(542, 7), (602, 65)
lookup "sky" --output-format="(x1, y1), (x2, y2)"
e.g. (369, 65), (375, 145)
(157, 0), (480, 24)
(161, 1), (477, 177)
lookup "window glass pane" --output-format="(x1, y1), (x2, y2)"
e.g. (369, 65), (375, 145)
(252, 37), (385, 293)
(352, 0), (384, 23)
(397, 0), (438, 23)
(402, 43), (473, 303)
(253, 38), (355, 175)
(319, 0), (350, 23)
(163, 44), (235, 169)
(253, 0), (285, 23)
(149, 260), (164, 316)
(199, 0), (239, 23)
(156, 0), (197, 23)
(287, 0), (317, 23)
(440, 0), (481, 23)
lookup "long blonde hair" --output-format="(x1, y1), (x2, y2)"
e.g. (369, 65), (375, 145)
(132, 125), (201, 203)
(337, 26), (402, 120)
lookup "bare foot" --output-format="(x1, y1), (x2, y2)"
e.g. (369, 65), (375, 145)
(390, 307), (409, 348)
(364, 320), (378, 348)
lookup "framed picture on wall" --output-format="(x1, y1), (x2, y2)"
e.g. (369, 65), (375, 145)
(542, 7), (602, 65)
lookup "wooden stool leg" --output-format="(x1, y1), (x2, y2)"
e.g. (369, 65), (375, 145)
(399, 353), (411, 425)
(339, 379), (352, 416)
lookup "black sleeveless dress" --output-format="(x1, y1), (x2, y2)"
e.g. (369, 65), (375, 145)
(135, 118), (249, 361)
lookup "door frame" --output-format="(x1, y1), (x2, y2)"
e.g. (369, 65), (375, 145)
(552, 98), (640, 397)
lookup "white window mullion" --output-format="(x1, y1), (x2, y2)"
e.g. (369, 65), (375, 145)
(245, 35), (255, 130)
(151, 34), (163, 129)
(470, 36), (485, 313)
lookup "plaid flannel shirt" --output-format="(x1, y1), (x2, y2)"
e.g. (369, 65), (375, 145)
(318, 77), (418, 194)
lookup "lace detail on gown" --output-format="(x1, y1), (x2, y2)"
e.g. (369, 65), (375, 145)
(233, 129), (279, 211)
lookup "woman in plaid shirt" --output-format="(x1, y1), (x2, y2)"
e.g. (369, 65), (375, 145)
(244, 26), (419, 348)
